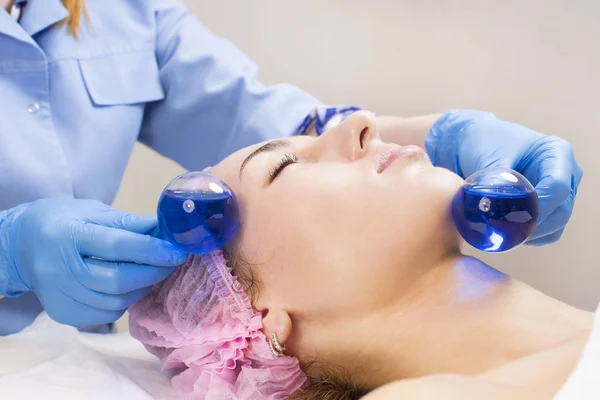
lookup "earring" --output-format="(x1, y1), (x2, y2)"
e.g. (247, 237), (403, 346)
(268, 333), (286, 357)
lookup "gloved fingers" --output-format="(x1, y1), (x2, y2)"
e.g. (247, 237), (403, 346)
(146, 225), (164, 239)
(66, 281), (150, 311)
(573, 158), (584, 189)
(76, 222), (186, 267)
(459, 144), (515, 179)
(44, 292), (126, 327)
(528, 196), (573, 242)
(526, 228), (565, 247)
(86, 207), (159, 235)
(532, 139), (575, 224)
(75, 257), (176, 294)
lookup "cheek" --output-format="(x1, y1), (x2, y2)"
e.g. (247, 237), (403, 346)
(255, 171), (412, 311)
(238, 166), (461, 316)
(238, 174), (386, 313)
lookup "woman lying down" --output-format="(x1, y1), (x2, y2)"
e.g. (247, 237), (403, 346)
(128, 111), (598, 400)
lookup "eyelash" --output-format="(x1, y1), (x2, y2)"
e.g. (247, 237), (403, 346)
(268, 153), (299, 182)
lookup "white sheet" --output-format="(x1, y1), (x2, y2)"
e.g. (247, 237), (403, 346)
(0, 313), (175, 400)
(553, 302), (600, 399)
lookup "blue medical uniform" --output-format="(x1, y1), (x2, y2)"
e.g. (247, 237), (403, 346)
(0, 0), (321, 335)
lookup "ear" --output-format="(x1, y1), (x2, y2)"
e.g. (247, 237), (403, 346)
(261, 307), (293, 347)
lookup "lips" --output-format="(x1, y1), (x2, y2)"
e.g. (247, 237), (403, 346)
(376, 145), (425, 173)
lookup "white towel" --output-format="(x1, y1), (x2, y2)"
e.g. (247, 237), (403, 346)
(0, 313), (175, 400)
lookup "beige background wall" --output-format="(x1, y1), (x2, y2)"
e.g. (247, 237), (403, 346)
(113, 0), (600, 326)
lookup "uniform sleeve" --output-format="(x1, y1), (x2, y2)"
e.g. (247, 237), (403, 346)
(0, 203), (31, 297)
(139, 0), (322, 170)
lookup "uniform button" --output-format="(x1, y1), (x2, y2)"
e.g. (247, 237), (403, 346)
(28, 103), (40, 114)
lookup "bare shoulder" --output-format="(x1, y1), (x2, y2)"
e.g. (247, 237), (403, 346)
(362, 374), (540, 400)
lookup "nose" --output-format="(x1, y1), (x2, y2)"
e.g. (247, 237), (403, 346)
(318, 110), (379, 161)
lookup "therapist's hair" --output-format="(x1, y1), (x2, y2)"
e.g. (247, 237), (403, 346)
(60, 0), (88, 38)
(224, 246), (370, 400)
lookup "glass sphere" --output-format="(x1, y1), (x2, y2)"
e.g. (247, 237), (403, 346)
(157, 171), (240, 254)
(452, 167), (539, 252)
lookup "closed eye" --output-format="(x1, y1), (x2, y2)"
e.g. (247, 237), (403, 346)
(268, 153), (299, 183)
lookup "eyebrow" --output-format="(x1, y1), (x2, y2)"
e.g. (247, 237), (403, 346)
(239, 139), (291, 181)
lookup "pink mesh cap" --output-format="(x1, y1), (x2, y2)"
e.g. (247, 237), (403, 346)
(128, 251), (307, 399)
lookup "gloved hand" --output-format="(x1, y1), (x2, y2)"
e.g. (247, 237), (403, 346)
(0, 198), (187, 327)
(425, 110), (583, 246)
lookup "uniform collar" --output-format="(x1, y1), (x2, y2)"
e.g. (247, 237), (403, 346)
(0, 4), (28, 42)
(19, 0), (69, 37)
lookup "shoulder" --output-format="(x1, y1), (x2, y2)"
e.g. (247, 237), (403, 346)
(83, 0), (191, 36)
(63, 0), (194, 58)
(86, 0), (187, 18)
(362, 375), (458, 400)
(362, 374), (536, 400)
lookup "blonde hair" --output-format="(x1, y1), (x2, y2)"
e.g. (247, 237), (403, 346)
(59, 0), (88, 38)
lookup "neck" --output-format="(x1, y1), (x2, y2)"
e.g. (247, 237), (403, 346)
(2, 0), (16, 12)
(350, 256), (592, 389)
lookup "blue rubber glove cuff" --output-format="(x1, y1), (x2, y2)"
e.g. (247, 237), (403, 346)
(424, 109), (496, 176)
(0, 203), (33, 297)
(294, 105), (362, 136)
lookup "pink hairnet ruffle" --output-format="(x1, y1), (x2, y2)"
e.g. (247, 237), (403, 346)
(129, 251), (306, 399)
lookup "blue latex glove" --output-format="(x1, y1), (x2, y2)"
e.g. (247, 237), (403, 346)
(0, 198), (187, 327)
(425, 110), (583, 246)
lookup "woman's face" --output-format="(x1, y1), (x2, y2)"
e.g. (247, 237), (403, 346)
(211, 111), (463, 355)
